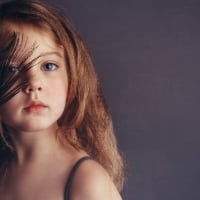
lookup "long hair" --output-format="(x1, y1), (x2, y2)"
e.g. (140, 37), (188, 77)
(0, 0), (124, 191)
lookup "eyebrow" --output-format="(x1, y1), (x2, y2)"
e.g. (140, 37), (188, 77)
(40, 51), (64, 58)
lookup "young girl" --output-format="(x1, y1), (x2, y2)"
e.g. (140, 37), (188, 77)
(0, 0), (124, 199)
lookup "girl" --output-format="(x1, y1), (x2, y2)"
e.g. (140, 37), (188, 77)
(0, 0), (124, 199)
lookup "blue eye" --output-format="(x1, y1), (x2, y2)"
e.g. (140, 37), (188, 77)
(41, 63), (57, 71)
(7, 65), (20, 73)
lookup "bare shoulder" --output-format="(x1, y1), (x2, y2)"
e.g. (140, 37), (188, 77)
(69, 158), (122, 200)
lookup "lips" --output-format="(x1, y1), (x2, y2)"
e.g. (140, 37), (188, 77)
(24, 101), (47, 113)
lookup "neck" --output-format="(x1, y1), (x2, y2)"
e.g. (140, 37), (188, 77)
(7, 125), (62, 165)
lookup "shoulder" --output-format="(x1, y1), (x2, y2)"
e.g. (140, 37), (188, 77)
(69, 158), (122, 200)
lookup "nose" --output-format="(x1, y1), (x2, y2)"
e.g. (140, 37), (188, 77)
(23, 73), (43, 94)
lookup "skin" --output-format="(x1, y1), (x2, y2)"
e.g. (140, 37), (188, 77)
(0, 24), (122, 200)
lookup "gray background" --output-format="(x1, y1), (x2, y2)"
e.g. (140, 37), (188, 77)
(46, 0), (200, 199)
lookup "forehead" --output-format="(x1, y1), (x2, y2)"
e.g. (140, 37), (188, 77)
(0, 21), (65, 70)
(1, 22), (63, 53)
(0, 23), (65, 65)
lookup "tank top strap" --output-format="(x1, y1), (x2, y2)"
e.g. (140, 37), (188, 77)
(64, 156), (92, 200)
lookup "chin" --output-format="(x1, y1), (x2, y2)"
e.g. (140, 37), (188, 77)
(10, 121), (58, 134)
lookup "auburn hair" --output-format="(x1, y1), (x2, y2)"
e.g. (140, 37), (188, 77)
(0, 0), (124, 191)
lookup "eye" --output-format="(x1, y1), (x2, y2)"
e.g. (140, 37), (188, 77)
(7, 65), (20, 73)
(41, 63), (57, 71)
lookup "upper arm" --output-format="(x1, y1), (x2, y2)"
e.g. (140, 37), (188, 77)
(69, 159), (122, 200)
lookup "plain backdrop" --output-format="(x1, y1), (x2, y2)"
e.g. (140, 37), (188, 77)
(17, 0), (200, 199)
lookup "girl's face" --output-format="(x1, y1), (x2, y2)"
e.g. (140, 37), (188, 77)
(0, 24), (68, 134)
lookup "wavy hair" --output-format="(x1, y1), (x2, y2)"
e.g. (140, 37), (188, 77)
(0, 0), (124, 191)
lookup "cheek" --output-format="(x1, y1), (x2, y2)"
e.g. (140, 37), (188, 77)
(0, 104), (15, 126)
(0, 96), (19, 115)
(49, 78), (67, 99)
(47, 78), (68, 110)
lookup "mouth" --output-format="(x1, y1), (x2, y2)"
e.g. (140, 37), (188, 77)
(24, 101), (48, 113)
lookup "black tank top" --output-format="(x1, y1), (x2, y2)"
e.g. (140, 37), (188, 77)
(64, 156), (92, 200)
